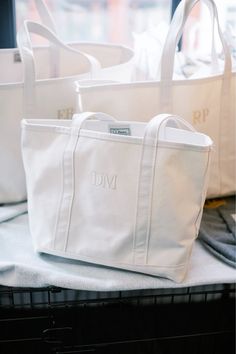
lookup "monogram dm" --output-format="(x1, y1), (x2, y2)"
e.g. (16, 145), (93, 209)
(91, 171), (117, 190)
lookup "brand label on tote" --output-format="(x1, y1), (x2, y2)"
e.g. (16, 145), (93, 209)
(109, 125), (131, 136)
(192, 108), (209, 125)
(14, 51), (22, 63)
(91, 171), (117, 190)
(57, 108), (74, 119)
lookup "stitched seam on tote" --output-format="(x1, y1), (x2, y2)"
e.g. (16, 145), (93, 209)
(144, 139), (158, 264)
(52, 135), (69, 249)
(39, 247), (188, 269)
(22, 126), (70, 134)
(52, 130), (79, 251)
(218, 83), (222, 195)
(23, 126), (212, 152)
(0, 73), (89, 89)
(194, 149), (212, 236)
(132, 129), (157, 266)
(77, 74), (229, 93)
(218, 75), (231, 195)
(132, 138), (145, 264)
(79, 132), (212, 151)
(63, 131), (80, 252)
(90, 136), (210, 152)
(2, 72), (235, 90)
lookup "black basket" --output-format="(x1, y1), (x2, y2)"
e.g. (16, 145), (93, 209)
(0, 283), (235, 354)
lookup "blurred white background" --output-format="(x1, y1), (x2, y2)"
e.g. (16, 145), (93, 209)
(15, 0), (236, 57)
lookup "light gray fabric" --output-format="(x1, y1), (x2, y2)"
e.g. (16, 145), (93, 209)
(0, 208), (235, 291)
(199, 197), (236, 267)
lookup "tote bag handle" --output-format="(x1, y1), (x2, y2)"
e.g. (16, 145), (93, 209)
(160, 0), (232, 111)
(133, 113), (208, 265)
(205, 0), (219, 72)
(35, 0), (58, 75)
(17, 21), (101, 118)
(21, 0), (58, 78)
(35, 0), (57, 33)
(154, 0), (218, 80)
(197, 0), (218, 72)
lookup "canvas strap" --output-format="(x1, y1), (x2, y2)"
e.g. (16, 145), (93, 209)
(35, 0), (59, 80)
(35, 0), (57, 33)
(53, 112), (116, 251)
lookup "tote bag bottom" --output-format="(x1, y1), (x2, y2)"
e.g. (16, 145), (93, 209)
(37, 246), (187, 283)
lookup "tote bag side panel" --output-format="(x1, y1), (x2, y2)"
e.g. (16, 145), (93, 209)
(148, 147), (210, 270)
(22, 126), (68, 250)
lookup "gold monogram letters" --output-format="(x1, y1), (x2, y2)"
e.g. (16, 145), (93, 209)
(57, 107), (74, 119)
(192, 108), (209, 125)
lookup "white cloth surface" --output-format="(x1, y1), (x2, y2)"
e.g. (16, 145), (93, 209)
(0, 208), (235, 291)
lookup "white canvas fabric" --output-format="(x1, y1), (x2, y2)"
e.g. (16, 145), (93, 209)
(21, 112), (213, 283)
(0, 19), (134, 204)
(77, 0), (236, 198)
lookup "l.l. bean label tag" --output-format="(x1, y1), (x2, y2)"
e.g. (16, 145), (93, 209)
(14, 51), (21, 63)
(109, 125), (131, 136)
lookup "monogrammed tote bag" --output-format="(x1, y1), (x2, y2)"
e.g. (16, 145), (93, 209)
(0, 16), (134, 204)
(77, 0), (236, 198)
(22, 112), (212, 282)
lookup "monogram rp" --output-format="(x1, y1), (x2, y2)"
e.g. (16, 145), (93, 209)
(192, 108), (209, 125)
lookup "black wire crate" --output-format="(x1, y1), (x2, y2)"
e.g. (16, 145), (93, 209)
(0, 284), (235, 354)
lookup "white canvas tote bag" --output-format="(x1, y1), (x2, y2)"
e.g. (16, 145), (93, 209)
(77, 0), (236, 198)
(22, 112), (212, 282)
